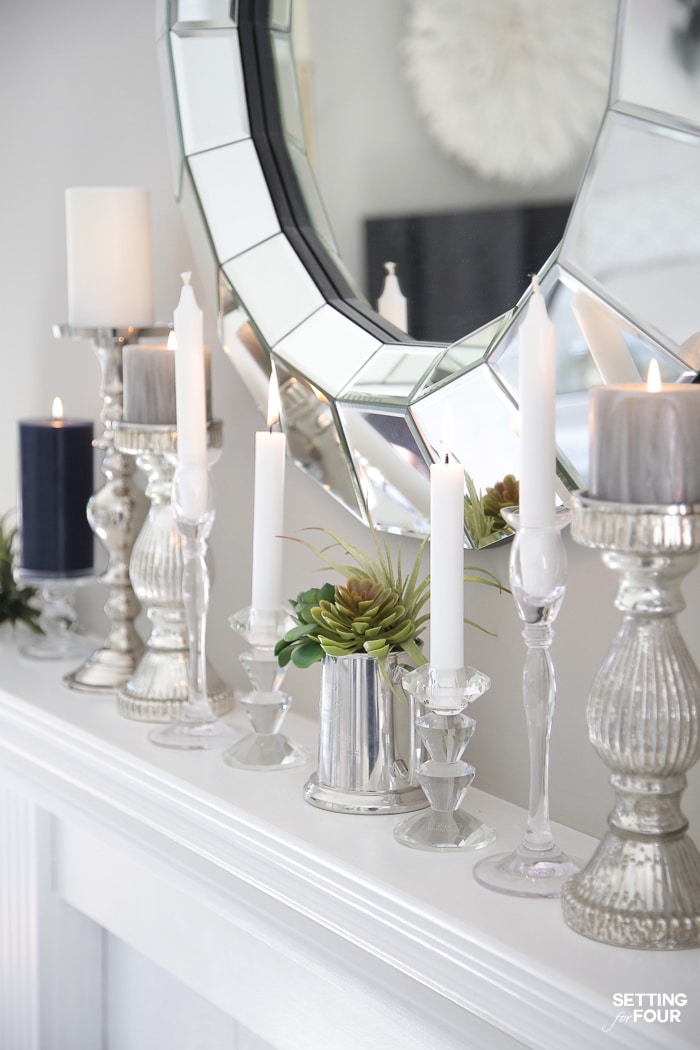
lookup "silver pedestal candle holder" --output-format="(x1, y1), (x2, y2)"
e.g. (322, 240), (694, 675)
(112, 421), (234, 722)
(13, 570), (93, 662)
(149, 462), (238, 751)
(562, 493), (700, 950)
(474, 507), (582, 897)
(224, 607), (309, 770)
(394, 665), (495, 851)
(53, 324), (155, 692)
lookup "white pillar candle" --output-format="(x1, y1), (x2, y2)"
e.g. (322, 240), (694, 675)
(174, 273), (209, 519)
(589, 361), (700, 504)
(518, 276), (556, 529)
(66, 187), (154, 328)
(429, 454), (465, 679)
(251, 376), (287, 612)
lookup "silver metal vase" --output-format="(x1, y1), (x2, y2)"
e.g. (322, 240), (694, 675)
(304, 651), (428, 815)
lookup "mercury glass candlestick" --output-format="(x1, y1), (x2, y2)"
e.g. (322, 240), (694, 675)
(474, 507), (581, 897)
(562, 494), (700, 949)
(52, 324), (157, 691)
(149, 464), (237, 750)
(394, 665), (495, 851)
(224, 606), (309, 770)
(113, 422), (234, 722)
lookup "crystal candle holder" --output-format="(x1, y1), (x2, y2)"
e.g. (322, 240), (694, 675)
(112, 422), (233, 722)
(52, 324), (153, 692)
(562, 493), (700, 949)
(13, 570), (93, 662)
(474, 507), (582, 897)
(394, 664), (495, 851)
(149, 465), (238, 751)
(223, 606), (309, 770)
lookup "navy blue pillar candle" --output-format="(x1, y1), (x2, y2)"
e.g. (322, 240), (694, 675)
(18, 408), (94, 576)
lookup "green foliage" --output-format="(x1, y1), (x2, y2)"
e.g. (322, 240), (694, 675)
(465, 472), (520, 548)
(274, 582), (335, 669)
(0, 514), (42, 634)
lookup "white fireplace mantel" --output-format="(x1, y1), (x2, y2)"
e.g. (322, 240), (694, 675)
(0, 636), (696, 1050)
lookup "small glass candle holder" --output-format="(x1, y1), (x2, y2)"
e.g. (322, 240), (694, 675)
(223, 606), (309, 771)
(13, 570), (93, 662)
(394, 665), (495, 851)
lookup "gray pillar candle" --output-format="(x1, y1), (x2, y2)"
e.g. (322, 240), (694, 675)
(122, 334), (212, 425)
(589, 377), (700, 504)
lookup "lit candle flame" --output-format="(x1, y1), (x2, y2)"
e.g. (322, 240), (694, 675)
(167, 329), (176, 351)
(52, 396), (63, 419)
(646, 359), (662, 392)
(266, 371), (281, 430)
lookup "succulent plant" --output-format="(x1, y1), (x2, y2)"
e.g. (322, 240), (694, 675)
(274, 582), (335, 669)
(311, 576), (418, 661)
(0, 514), (42, 634)
(482, 474), (520, 531)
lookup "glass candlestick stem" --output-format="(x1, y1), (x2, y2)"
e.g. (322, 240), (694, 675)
(474, 506), (581, 896)
(149, 466), (237, 750)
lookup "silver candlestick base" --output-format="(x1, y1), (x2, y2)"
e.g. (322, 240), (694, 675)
(563, 493), (700, 950)
(394, 665), (495, 851)
(113, 421), (233, 722)
(53, 324), (157, 692)
(224, 606), (309, 771)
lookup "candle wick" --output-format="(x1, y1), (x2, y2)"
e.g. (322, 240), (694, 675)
(181, 271), (192, 286)
(444, 452), (449, 464)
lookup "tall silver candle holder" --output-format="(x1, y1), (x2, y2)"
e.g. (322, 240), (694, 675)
(394, 665), (495, 851)
(562, 494), (700, 949)
(474, 507), (581, 897)
(149, 462), (238, 750)
(113, 421), (234, 722)
(53, 324), (154, 691)
(225, 607), (309, 770)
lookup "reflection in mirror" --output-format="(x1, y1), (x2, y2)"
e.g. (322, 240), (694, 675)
(159, 0), (699, 549)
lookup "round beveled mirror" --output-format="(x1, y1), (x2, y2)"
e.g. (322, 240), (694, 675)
(157, 0), (699, 547)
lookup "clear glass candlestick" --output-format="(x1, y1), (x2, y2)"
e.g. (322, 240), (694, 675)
(14, 571), (93, 662)
(223, 606), (309, 770)
(474, 506), (581, 896)
(394, 664), (495, 851)
(149, 465), (238, 751)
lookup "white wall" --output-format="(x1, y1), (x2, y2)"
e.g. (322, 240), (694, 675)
(1, 0), (698, 871)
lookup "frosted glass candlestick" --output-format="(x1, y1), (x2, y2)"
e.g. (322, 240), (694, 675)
(149, 466), (237, 750)
(395, 664), (495, 851)
(224, 606), (309, 770)
(474, 507), (581, 896)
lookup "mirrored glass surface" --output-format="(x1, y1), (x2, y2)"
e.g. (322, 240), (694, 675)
(170, 30), (248, 154)
(274, 305), (381, 397)
(171, 0), (237, 30)
(342, 344), (444, 405)
(223, 234), (325, 347)
(337, 404), (431, 535)
(613, 0), (700, 125)
(189, 141), (281, 262)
